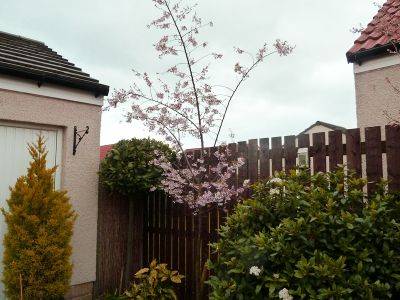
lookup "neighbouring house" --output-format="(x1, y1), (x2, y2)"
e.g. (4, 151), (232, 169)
(299, 120), (346, 143)
(0, 31), (109, 299)
(299, 120), (346, 136)
(347, 0), (400, 129)
(100, 144), (114, 160)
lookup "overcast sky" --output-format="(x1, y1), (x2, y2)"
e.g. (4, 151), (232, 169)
(0, 1), (383, 147)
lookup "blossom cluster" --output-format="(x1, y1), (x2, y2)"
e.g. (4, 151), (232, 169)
(150, 147), (245, 209)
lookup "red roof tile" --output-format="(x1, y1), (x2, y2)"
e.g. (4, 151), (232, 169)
(347, 0), (400, 62)
(100, 144), (114, 160)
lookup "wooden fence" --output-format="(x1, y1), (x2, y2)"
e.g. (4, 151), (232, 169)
(96, 125), (400, 298)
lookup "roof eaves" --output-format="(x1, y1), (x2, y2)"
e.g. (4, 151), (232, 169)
(346, 42), (398, 64)
(0, 63), (109, 97)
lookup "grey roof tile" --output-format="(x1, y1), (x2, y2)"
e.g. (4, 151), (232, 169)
(0, 31), (109, 96)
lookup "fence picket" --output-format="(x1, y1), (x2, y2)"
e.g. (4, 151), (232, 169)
(248, 139), (258, 184)
(328, 130), (343, 171)
(346, 128), (362, 176)
(271, 137), (283, 174)
(154, 193), (160, 261)
(143, 196), (149, 267)
(165, 197), (172, 266)
(178, 204), (186, 298)
(259, 138), (270, 179)
(171, 201), (179, 271)
(284, 135), (296, 173)
(313, 132), (326, 173)
(365, 126), (383, 195)
(160, 193), (166, 263)
(148, 193), (155, 263)
(386, 125), (400, 192)
(186, 207), (194, 298)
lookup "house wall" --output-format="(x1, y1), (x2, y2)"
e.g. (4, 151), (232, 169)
(0, 76), (102, 298)
(354, 56), (400, 129)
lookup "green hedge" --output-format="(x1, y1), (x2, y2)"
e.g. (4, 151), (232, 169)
(208, 169), (400, 299)
(99, 138), (175, 195)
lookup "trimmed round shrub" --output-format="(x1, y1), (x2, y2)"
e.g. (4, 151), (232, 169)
(208, 169), (400, 299)
(99, 138), (175, 195)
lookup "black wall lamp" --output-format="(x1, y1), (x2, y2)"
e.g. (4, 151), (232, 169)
(73, 126), (89, 156)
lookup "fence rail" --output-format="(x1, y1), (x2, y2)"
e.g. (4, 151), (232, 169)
(96, 125), (400, 299)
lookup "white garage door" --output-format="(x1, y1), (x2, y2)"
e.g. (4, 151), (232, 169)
(0, 122), (62, 296)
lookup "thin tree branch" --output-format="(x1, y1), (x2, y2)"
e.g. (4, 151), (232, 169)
(213, 51), (277, 146)
(164, 0), (205, 154)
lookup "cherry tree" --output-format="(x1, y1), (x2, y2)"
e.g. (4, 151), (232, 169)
(108, 0), (293, 296)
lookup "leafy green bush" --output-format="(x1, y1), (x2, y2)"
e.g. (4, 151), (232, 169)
(99, 138), (175, 195)
(208, 168), (400, 299)
(123, 260), (184, 299)
(2, 136), (76, 299)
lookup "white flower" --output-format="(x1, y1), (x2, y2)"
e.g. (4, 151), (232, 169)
(279, 288), (293, 300)
(270, 188), (280, 195)
(249, 266), (262, 276)
(243, 179), (250, 187)
(269, 177), (283, 184)
(273, 273), (279, 279)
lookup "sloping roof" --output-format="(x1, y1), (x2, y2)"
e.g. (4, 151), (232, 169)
(100, 144), (114, 160)
(0, 31), (109, 96)
(347, 0), (400, 63)
(299, 121), (346, 135)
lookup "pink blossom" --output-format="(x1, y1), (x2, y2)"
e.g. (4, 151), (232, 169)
(273, 39), (294, 56)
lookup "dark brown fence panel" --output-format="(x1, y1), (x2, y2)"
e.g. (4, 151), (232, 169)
(200, 207), (209, 268)
(248, 139), (259, 184)
(96, 187), (129, 297)
(186, 208), (194, 298)
(259, 138), (270, 180)
(365, 126), (383, 195)
(178, 204), (186, 298)
(328, 130), (343, 171)
(149, 194), (155, 263)
(143, 196), (149, 268)
(171, 201), (179, 271)
(386, 125), (400, 192)
(284, 135), (296, 173)
(201, 206), (210, 298)
(346, 128), (362, 176)
(160, 194), (166, 264)
(313, 132), (326, 173)
(165, 197), (172, 266)
(154, 193), (160, 261)
(271, 137), (283, 173)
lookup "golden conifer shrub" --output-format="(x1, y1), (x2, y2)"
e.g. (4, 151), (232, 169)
(1, 136), (77, 299)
